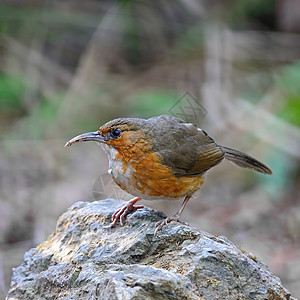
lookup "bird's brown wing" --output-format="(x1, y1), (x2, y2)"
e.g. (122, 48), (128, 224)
(184, 131), (225, 176)
(148, 117), (224, 176)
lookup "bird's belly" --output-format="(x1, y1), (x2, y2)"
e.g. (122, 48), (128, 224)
(109, 153), (204, 200)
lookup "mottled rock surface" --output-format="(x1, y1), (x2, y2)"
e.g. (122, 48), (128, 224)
(7, 199), (293, 300)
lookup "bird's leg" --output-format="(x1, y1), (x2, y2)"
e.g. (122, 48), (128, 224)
(106, 197), (143, 228)
(154, 195), (191, 235)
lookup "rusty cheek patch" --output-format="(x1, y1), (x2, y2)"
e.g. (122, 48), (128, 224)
(106, 130), (151, 174)
(130, 152), (204, 198)
(106, 131), (146, 154)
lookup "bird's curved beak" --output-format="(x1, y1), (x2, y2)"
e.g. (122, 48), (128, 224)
(64, 131), (104, 147)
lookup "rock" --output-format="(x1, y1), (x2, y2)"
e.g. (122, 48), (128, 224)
(6, 199), (294, 300)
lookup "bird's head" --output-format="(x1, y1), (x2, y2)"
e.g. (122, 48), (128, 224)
(64, 118), (150, 155)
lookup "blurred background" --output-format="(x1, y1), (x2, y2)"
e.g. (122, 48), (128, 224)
(0, 0), (300, 298)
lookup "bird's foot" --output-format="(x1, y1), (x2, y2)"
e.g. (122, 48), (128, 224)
(104, 197), (143, 228)
(154, 214), (189, 235)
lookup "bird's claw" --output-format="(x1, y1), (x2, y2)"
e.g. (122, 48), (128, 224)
(104, 198), (143, 228)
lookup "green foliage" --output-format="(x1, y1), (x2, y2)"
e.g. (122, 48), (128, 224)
(129, 90), (180, 118)
(34, 97), (60, 123)
(231, 0), (275, 18)
(227, 0), (276, 29)
(278, 99), (300, 127)
(17, 95), (62, 139)
(258, 150), (297, 200)
(0, 72), (25, 112)
(240, 73), (273, 104)
(277, 61), (300, 126)
(174, 23), (205, 57)
(0, 4), (100, 36)
(278, 61), (300, 95)
(122, 5), (141, 66)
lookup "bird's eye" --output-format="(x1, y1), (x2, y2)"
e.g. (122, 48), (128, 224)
(110, 128), (122, 138)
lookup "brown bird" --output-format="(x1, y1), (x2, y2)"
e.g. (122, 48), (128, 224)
(65, 115), (272, 234)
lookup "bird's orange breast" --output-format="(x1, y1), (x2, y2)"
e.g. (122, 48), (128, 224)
(129, 152), (204, 199)
(108, 137), (204, 199)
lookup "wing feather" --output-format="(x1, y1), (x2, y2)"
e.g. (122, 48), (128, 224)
(148, 116), (224, 176)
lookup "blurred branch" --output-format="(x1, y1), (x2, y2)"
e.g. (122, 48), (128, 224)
(202, 25), (300, 64)
(65, 3), (126, 96)
(225, 31), (300, 63)
(227, 99), (300, 158)
(0, 34), (72, 93)
(0, 252), (5, 297)
(202, 25), (300, 157)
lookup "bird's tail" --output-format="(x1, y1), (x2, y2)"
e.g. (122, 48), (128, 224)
(218, 145), (272, 175)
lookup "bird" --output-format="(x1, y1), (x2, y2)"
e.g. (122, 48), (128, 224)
(65, 115), (272, 234)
